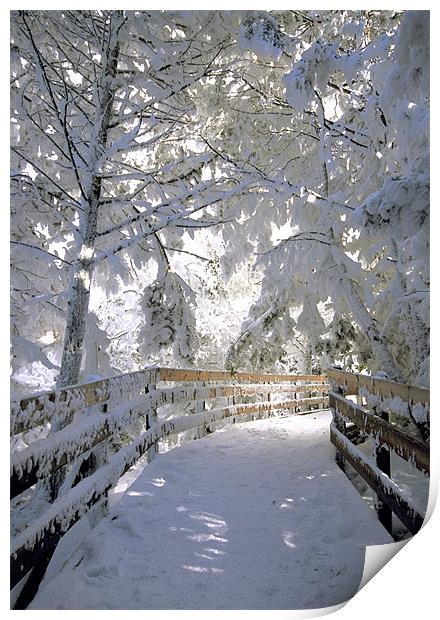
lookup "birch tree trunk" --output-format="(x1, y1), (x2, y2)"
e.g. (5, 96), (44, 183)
(57, 14), (122, 390)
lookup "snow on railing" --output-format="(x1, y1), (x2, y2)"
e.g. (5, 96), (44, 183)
(10, 367), (328, 609)
(327, 367), (430, 539)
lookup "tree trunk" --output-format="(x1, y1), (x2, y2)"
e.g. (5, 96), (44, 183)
(305, 341), (312, 374)
(57, 16), (121, 390)
(49, 14), (122, 501)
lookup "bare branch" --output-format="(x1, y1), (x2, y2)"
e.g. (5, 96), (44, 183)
(11, 146), (83, 209)
(11, 240), (72, 266)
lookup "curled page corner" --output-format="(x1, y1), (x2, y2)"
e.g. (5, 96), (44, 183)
(307, 601), (348, 618)
(358, 539), (408, 592)
(358, 491), (437, 596)
(425, 485), (438, 524)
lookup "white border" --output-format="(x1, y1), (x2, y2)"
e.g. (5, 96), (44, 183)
(2, 3), (437, 618)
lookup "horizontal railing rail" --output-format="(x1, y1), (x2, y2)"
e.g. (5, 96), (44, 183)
(10, 367), (328, 608)
(327, 368), (430, 539)
(11, 367), (327, 437)
(326, 368), (429, 407)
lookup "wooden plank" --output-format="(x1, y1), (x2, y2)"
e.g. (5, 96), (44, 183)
(326, 368), (359, 395)
(293, 383), (330, 393)
(358, 375), (409, 401)
(259, 396), (329, 414)
(407, 386), (430, 404)
(329, 392), (429, 474)
(158, 368), (233, 382)
(11, 397), (151, 499)
(10, 428), (112, 500)
(11, 489), (108, 591)
(11, 389), (87, 437)
(330, 425), (425, 535)
(11, 368), (158, 437)
(364, 377), (429, 405)
(195, 399), (292, 419)
(332, 404), (348, 471)
(151, 382), (330, 407)
(376, 407), (393, 534)
(212, 397), (328, 417)
(11, 368), (328, 437)
(327, 368), (429, 404)
(157, 367), (327, 384)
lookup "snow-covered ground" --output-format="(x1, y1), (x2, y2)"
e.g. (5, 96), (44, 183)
(30, 411), (392, 610)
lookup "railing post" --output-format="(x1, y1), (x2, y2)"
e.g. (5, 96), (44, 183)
(145, 373), (158, 462)
(195, 381), (206, 414)
(333, 385), (347, 472)
(374, 401), (393, 535)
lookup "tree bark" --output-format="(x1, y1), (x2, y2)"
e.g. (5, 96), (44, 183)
(57, 14), (122, 390)
(47, 15), (123, 502)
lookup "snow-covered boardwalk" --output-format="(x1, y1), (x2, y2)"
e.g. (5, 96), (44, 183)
(30, 411), (391, 610)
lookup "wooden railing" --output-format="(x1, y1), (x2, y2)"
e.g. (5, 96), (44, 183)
(10, 367), (328, 608)
(327, 368), (430, 539)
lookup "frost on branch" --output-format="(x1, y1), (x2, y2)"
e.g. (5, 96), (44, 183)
(239, 12), (287, 60)
(284, 42), (339, 110)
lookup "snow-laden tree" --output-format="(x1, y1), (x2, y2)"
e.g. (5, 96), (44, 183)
(11, 10), (429, 394)
(11, 10), (259, 390)
(221, 10), (429, 385)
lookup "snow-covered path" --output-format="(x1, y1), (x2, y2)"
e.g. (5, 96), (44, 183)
(30, 411), (392, 610)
